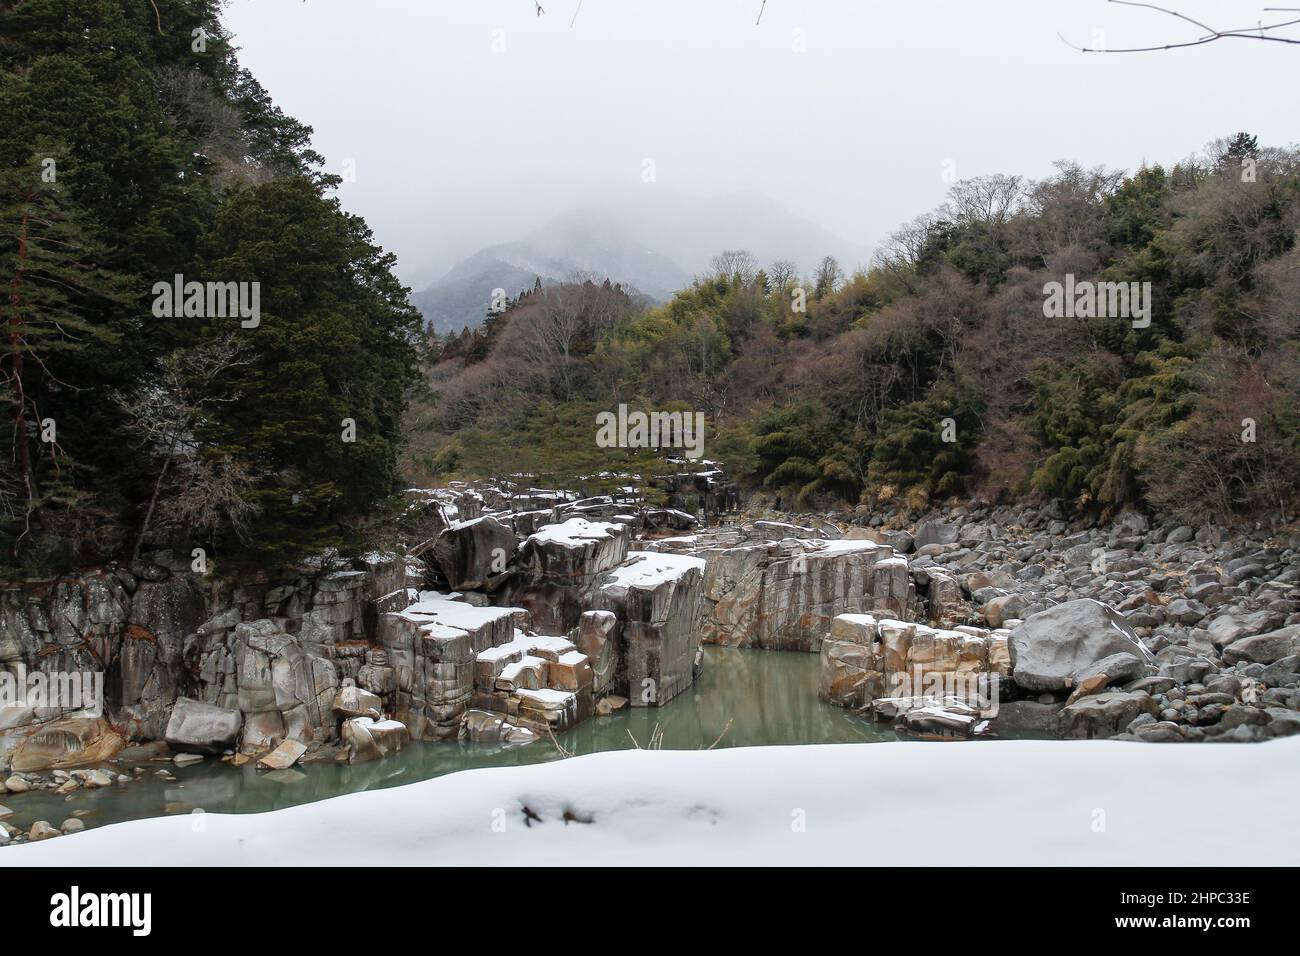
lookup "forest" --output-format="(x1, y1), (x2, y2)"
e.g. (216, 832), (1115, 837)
(414, 133), (1300, 530)
(1, 0), (423, 574)
(3, 1), (1298, 581)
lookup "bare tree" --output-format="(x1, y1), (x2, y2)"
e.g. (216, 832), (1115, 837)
(942, 175), (1025, 230)
(111, 335), (257, 558)
(710, 249), (757, 283)
(1061, 2), (1300, 53)
(872, 214), (941, 294)
(813, 255), (843, 299)
(766, 259), (798, 294)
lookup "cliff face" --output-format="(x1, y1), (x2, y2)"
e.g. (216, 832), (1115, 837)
(0, 553), (418, 772)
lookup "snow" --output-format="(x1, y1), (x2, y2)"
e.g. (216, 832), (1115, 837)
(498, 656), (547, 683)
(477, 644), (524, 663)
(524, 635), (575, 653)
(772, 538), (892, 556)
(601, 551), (707, 588)
(526, 517), (624, 547)
(515, 688), (575, 706)
(836, 613), (878, 627)
(446, 515), (492, 531)
(478, 634), (576, 663)
(5, 737), (1297, 866)
(397, 597), (514, 630)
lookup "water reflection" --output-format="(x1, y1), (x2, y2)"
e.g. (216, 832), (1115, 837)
(4, 647), (894, 835)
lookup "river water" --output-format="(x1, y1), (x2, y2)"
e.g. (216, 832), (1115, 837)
(4, 647), (895, 836)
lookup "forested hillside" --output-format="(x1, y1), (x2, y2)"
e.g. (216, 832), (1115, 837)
(1, 0), (423, 574)
(412, 134), (1300, 526)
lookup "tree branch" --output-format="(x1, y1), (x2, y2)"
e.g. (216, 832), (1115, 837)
(1061, 1), (1300, 52)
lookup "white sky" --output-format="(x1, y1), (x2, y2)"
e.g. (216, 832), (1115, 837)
(222, 0), (1300, 286)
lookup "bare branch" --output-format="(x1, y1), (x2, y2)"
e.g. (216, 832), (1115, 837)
(1061, 1), (1300, 52)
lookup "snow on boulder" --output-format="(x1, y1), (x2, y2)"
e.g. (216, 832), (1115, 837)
(380, 597), (518, 740)
(457, 709), (536, 747)
(431, 515), (520, 591)
(520, 518), (630, 581)
(342, 717), (410, 763)
(574, 610), (620, 698)
(596, 551), (706, 707)
(503, 518), (631, 632)
(1008, 599), (1154, 693)
(698, 538), (909, 652)
(332, 682), (383, 719)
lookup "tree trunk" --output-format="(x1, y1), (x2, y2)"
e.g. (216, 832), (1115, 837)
(7, 195), (33, 510)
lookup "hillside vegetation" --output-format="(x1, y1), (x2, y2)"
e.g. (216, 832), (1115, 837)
(411, 134), (1300, 527)
(1, 0), (423, 575)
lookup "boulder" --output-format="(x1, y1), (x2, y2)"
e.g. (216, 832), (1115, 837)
(332, 684), (383, 719)
(1132, 721), (1184, 743)
(28, 820), (61, 842)
(988, 700), (1063, 737)
(1222, 626), (1300, 666)
(697, 539), (909, 651)
(926, 573), (963, 620)
(596, 550), (706, 707)
(342, 717), (410, 763)
(516, 688), (579, 730)
(458, 709), (536, 747)
(1206, 609), (1284, 648)
(595, 695), (628, 716)
(828, 613), (878, 646)
(547, 651), (594, 692)
(258, 738), (307, 770)
(574, 610), (620, 697)
(165, 698), (243, 754)
(984, 594), (1026, 629)
(1071, 651), (1148, 688)
(431, 515), (520, 591)
(1008, 600), (1154, 693)
(818, 640), (883, 708)
(1058, 691), (1159, 739)
(504, 518), (630, 632)
(1165, 598), (1207, 625)
(9, 717), (125, 772)
(914, 516), (959, 548)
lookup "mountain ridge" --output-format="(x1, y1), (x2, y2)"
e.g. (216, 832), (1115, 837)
(414, 191), (871, 334)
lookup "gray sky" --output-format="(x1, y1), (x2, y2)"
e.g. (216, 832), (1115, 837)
(223, 0), (1300, 287)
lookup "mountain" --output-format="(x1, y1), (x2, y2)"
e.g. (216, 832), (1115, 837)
(413, 191), (871, 334)
(413, 209), (690, 334)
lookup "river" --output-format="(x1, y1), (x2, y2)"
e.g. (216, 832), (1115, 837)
(3, 647), (896, 837)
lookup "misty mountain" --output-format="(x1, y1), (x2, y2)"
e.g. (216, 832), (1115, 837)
(413, 191), (871, 334)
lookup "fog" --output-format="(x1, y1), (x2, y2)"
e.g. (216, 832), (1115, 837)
(222, 0), (1300, 288)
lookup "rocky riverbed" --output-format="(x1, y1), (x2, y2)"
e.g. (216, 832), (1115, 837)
(750, 501), (1300, 743)
(3, 467), (1298, 847)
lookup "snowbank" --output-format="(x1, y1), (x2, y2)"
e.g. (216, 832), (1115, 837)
(4, 738), (1297, 866)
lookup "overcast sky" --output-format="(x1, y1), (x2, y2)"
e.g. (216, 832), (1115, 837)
(223, 0), (1299, 287)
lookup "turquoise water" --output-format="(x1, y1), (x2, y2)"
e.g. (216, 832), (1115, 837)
(1, 647), (894, 836)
